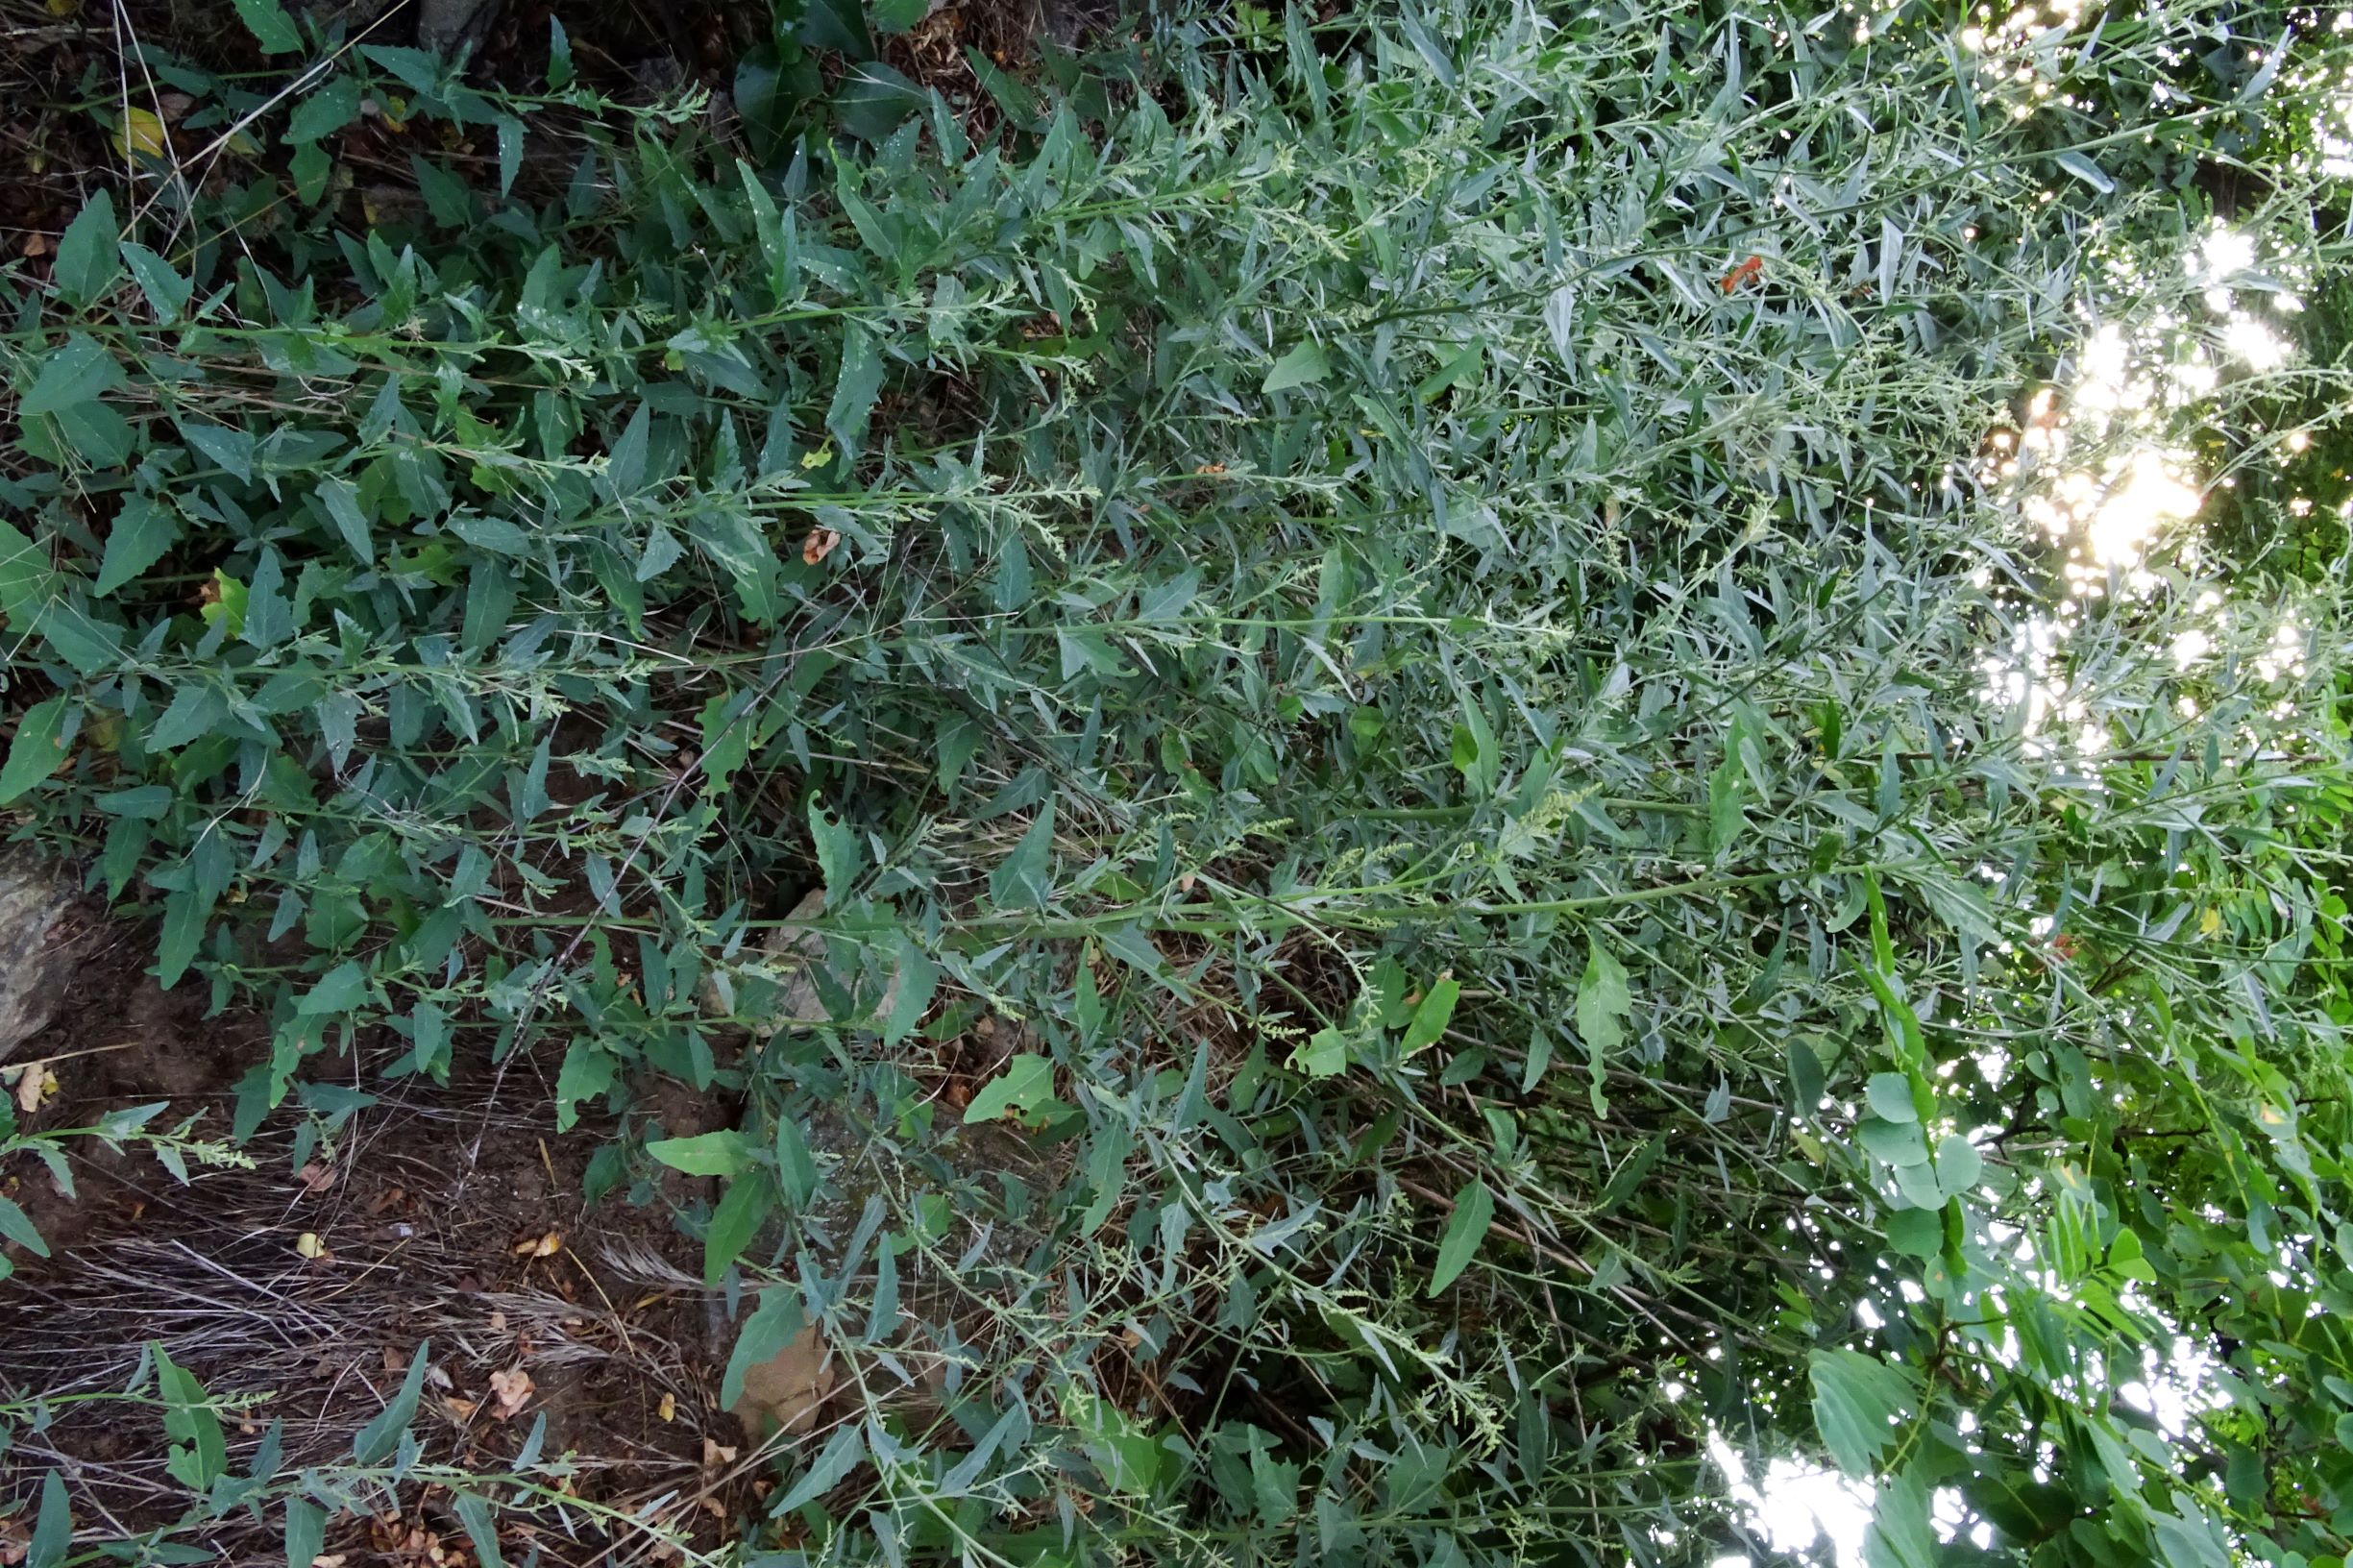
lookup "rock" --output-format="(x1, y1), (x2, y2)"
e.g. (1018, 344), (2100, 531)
(0, 847), (82, 1065)
(699, 889), (900, 1039)
(416, 0), (498, 55)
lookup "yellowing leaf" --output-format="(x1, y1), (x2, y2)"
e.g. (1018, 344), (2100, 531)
(113, 109), (166, 159)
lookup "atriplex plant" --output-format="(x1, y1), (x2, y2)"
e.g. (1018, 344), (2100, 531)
(5, 0), (2353, 1563)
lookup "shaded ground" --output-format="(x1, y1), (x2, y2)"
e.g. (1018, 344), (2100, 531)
(0, 928), (759, 1565)
(0, 0), (1091, 263)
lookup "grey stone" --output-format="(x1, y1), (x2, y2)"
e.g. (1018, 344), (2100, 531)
(416, 0), (498, 56)
(0, 846), (81, 1065)
(699, 888), (902, 1039)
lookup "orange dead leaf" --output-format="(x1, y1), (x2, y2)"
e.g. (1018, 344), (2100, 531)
(1720, 255), (1765, 293)
(512, 1230), (562, 1258)
(801, 527), (842, 566)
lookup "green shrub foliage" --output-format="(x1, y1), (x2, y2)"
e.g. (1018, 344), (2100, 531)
(6, 1), (2353, 1563)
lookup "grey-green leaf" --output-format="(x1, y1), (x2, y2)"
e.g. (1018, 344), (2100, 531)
(1262, 340), (1331, 394)
(988, 799), (1057, 911)
(1427, 1179), (1493, 1296)
(1809, 1347), (1917, 1477)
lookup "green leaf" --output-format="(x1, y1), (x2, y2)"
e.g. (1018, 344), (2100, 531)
(882, 934), (939, 1047)
(1935, 1134), (1983, 1198)
(496, 116), (524, 199)
(454, 1493), (505, 1568)
(1864, 1466), (1937, 1568)
(53, 190), (121, 307)
(2053, 150), (2115, 194)
(1575, 940), (1630, 1116)
(773, 1420), (867, 1513)
(1450, 697), (1498, 796)
(1426, 1179), (1494, 1296)
(773, 1115), (818, 1207)
(547, 16), (574, 89)
(0, 520), (44, 623)
(2107, 1224), (2157, 1282)
(21, 333), (125, 417)
(1858, 1115), (1928, 1167)
(157, 888), (208, 988)
(95, 495), (179, 596)
(156, 1343), (228, 1490)
(0, 1194), (50, 1256)
(183, 423), (255, 482)
(825, 325), (886, 456)
(119, 242), (192, 323)
(0, 698), (70, 804)
(316, 477), (375, 564)
(1865, 1072), (1916, 1122)
(1399, 978), (1460, 1053)
(554, 1039), (613, 1133)
(988, 799), (1057, 911)
(797, 0), (872, 52)
(1707, 746), (1747, 856)
(647, 1130), (758, 1177)
(703, 1168), (777, 1286)
(1884, 1206), (1943, 1260)
(833, 61), (927, 144)
(234, 0), (304, 54)
(809, 800), (862, 897)
(353, 1340), (430, 1464)
(290, 139), (332, 206)
(1262, 340), (1331, 394)
(1809, 1348), (1917, 1477)
(29, 1471), (69, 1568)
(1292, 1025), (1351, 1078)
(286, 74), (360, 144)
(721, 1286), (802, 1409)
(283, 1497), (325, 1568)
(295, 960), (368, 1017)
(964, 1053), (1053, 1124)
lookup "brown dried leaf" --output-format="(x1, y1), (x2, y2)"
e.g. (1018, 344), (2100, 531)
(296, 1163), (333, 1195)
(801, 527), (841, 566)
(487, 1366), (533, 1418)
(11, 1065), (54, 1115)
